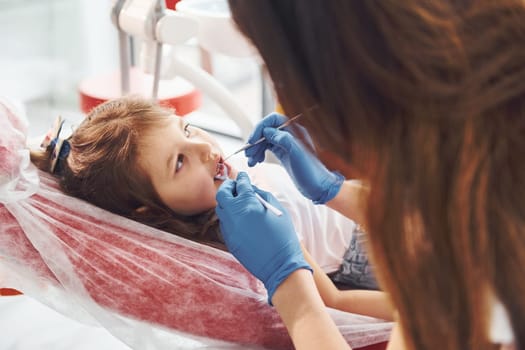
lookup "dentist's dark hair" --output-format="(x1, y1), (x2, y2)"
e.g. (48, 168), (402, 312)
(229, 0), (525, 349)
(31, 96), (222, 246)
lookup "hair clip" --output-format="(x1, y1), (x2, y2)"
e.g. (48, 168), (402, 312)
(41, 116), (64, 148)
(41, 115), (71, 174)
(49, 137), (71, 174)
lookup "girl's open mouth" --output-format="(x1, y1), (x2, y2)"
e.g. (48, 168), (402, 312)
(214, 159), (229, 181)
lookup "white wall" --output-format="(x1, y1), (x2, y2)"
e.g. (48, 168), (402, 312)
(0, 0), (118, 136)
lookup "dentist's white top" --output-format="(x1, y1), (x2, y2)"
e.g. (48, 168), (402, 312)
(490, 299), (514, 346)
(236, 160), (355, 274)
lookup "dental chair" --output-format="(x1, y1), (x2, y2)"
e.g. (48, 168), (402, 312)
(0, 95), (391, 349)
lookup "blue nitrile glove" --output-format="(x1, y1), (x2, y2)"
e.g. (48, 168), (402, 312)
(216, 172), (312, 304)
(245, 113), (344, 204)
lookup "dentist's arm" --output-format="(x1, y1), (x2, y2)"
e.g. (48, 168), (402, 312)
(216, 172), (350, 350)
(326, 180), (369, 226)
(273, 269), (351, 350)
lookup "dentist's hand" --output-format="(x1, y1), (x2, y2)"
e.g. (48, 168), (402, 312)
(246, 113), (344, 204)
(216, 172), (312, 304)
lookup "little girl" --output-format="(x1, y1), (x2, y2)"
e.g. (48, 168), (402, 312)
(31, 96), (393, 320)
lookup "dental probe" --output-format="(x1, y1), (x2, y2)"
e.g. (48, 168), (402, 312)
(223, 113), (303, 161)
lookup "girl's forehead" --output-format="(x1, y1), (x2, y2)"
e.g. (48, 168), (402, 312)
(141, 117), (173, 135)
(139, 118), (178, 148)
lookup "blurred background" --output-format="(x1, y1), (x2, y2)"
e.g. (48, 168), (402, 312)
(0, 0), (270, 143)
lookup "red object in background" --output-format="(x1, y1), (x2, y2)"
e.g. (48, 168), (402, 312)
(165, 0), (181, 10)
(79, 68), (202, 115)
(0, 288), (22, 296)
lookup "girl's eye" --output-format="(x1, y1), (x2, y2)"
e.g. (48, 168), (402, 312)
(175, 154), (184, 172)
(184, 123), (191, 137)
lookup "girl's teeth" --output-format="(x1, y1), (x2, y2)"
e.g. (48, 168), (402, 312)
(214, 163), (228, 180)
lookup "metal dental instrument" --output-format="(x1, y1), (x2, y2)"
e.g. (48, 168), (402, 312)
(223, 113), (303, 161)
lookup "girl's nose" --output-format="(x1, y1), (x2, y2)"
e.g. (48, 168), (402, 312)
(192, 141), (218, 163)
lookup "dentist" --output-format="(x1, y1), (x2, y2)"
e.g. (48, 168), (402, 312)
(216, 1), (523, 350)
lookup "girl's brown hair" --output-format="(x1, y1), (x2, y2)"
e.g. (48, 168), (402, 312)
(229, 0), (525, 349)
(31, 96), (222, 246)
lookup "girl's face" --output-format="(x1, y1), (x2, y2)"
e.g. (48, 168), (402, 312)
(139, 116), (235, 215)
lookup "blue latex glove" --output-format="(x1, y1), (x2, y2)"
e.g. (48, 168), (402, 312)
(245, 113), (344, 204)
(216, 172), (312, 304)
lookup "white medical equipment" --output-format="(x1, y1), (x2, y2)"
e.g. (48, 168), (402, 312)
(111, 0), (257, 139)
